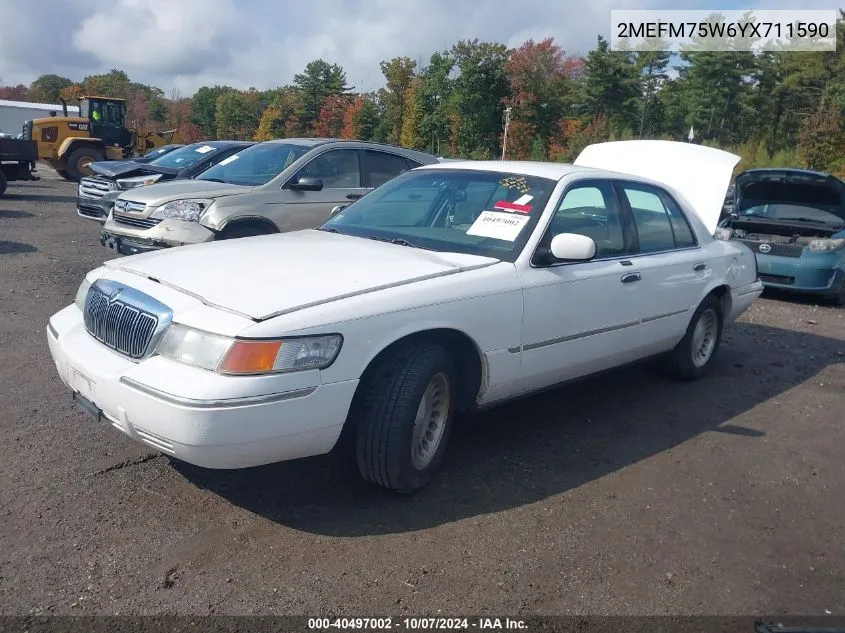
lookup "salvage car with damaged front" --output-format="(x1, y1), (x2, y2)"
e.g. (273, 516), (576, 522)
(717, 168), (845, 305)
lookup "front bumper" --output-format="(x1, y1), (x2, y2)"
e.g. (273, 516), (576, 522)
(100, 214), (216, 255)
(76, 191), (119, 223)
(754, 252), (844, 296)
(46, 304), (358, 469)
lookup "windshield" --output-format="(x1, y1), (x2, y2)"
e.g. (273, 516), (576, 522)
(149, 143), (222, 169)
(320, 169), (557, 262)
(196, 142), (311, 186)
(741, 203), (845, 227)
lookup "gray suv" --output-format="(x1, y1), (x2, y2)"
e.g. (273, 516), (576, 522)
(99, 139), (440, 255)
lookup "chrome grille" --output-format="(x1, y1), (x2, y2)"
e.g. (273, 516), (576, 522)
(736, 239), (804, 258)
(113, 215), (162, 230)
(82, 280), (172, 360)
(114, 199), (147, 213)
(79, 177), (114, 199)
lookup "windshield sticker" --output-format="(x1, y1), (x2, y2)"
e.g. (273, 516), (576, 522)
(499, 176), (531, 195)
(466, 211), (530, 241)
(494, 200), (532, 214)
(218, 154), (239, 166)
(195, 145), (215, 154)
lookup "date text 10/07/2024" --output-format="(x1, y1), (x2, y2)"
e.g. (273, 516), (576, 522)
(307, 618), (529, 630)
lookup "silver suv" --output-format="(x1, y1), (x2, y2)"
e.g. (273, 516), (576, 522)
(99, 139), (440, 255)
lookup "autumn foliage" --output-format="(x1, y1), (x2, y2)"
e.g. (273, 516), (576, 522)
(4, 12), (845, 176)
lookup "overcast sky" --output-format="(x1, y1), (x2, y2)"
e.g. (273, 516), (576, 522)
(0, 0), (837, 97)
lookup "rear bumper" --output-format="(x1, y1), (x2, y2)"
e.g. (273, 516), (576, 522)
(755, 253), (844, 296)
(728, 279), (764, 323)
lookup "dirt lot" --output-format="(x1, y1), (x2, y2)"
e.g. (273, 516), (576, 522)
(1, 170), (844, 617)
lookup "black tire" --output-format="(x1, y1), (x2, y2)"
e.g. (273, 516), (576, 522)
(665, 294), (724, 381)
(0, 170), (7, 196)
(65, 147), (104, 181)
(355, 340), (457, 494)
(216, 222), (274, 240)
(828, 286), (845, 307)
(56, 169), (72, 180)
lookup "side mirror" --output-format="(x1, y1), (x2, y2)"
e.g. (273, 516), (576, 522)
(550, 233), (596, 261)
(330, 205), (346, 217)
(288, 176), (323, 191)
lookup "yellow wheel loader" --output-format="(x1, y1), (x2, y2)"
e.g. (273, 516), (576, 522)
(24, 96), (186, 181)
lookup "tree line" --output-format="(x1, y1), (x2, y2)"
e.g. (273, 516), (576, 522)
(2, 13), (843, 176)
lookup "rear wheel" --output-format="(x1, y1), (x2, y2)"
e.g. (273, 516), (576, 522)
(355, 340), (457, 493)
(56, 169), (72, 180)
(665, 295), (724, 380)
(65, 147), (104, 181)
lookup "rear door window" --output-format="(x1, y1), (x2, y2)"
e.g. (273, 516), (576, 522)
(363, 150), (413, 188)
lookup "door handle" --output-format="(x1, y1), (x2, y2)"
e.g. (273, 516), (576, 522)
(621, 272), (642, 283)
(693, 262), (707, 272)
(346, 193), (363, 200)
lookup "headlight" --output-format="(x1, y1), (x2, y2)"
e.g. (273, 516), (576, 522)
(808, 238), (845, 252)
(155, 323), (234, 371)
(155, 325), (342, 375)
(116, 173), (163, 189)
(714, 227), (734, 241)
(74, 278), (91, 310)
(150, 199), (211, 222)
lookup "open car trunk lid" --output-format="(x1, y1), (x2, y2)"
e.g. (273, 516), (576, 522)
(574, 140), (740, 235)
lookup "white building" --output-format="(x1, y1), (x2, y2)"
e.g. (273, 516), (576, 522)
(0, 99), (81, 136)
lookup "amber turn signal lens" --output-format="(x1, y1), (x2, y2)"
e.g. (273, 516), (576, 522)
(219, 340), (283, 374)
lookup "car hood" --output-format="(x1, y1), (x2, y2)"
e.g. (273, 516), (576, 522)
(89, 161), (179, 179)
(102, 229), (500, 320)
(89, 160), (147, 178)
(575, 140), (741, 235)
(115, 178), (252, 204)
(734, 169), (845, 220)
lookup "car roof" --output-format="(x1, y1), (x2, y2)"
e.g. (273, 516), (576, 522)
(190, 140), (254, 148)
(418, 160), (601, 180)
(260, 138), (437, 158)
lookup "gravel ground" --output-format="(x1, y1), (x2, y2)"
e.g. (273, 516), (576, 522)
(1, 170), (843, 617)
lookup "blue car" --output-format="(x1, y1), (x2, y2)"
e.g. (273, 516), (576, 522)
(718, 168), (845, 305)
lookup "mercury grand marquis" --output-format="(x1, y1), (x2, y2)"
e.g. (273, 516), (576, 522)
(46, 140), (763, 493)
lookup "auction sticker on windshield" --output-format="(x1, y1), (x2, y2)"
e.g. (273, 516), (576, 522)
(217, 155), (239, 166)
(466, 211), (530, 241)
(195, 145), (215, 154)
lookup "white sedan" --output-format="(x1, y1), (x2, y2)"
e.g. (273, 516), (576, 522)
(46, 141), (763, 493)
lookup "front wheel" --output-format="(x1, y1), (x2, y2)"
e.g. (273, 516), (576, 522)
(0, 170), (7, 196)
(355, 340), (457, 493)
(665, 295), (724, 380)
(65, 147), (104, 181)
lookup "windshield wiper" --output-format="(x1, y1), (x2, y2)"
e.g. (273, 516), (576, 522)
(779, 217), (838, 226)
(362, 235), (432, 250)
(200, 178), (228, 183)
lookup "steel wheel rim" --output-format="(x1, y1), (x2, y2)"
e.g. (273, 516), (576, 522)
(691, 308), (718, 367)
(410, 372), (450, 470)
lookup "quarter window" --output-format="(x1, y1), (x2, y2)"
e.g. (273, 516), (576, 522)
(298, 150), (361, 188)
(548, 181), (626, 257)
